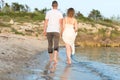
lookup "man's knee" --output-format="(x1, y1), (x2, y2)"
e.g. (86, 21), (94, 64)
(54, 47), (59, 52)
(48, 48), (53, 53)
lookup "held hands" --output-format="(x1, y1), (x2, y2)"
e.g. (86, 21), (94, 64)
(60, 30), (63, 39)
(74, 29), (78, 33)
(43, 30), (47, 36)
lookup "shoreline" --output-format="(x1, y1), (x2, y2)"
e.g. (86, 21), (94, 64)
(0, 33), (119, 74)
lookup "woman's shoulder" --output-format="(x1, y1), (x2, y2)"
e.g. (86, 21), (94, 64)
(73, 18), (77, 23)
(73, 18), (77, 20)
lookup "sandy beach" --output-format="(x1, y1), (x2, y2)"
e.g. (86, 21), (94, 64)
(0, 33), (48, 73)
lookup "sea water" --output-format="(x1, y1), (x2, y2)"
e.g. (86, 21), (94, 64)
(70, 47), (120, 80)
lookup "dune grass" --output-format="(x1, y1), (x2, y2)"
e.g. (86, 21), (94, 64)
(0, 22), (11, 27)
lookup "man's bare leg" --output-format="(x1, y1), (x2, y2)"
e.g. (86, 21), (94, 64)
(49, 53), (53, 62)
(53, 51), (58, 64)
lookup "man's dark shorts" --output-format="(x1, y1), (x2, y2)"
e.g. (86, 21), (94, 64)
(47, 32), (60, 53)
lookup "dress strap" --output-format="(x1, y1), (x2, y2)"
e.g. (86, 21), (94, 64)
(65, 17), (74, 25)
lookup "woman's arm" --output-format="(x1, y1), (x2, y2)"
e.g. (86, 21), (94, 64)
(74, 19), (78, 32)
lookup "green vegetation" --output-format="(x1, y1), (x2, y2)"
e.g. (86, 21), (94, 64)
(0, 1), (120, 24)
(0, 22), (11, 27)
(111, 30), (120, 38)
(76, 9), (120, 27)
(0, 2), (46, 22)
(0, 12), (45, 22)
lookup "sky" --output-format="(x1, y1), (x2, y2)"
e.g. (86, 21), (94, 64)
(3, 0), (120, 18)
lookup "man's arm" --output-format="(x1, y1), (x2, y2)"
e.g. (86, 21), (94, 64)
(43, 19), (48, 36)
(59, 18), (63, 37)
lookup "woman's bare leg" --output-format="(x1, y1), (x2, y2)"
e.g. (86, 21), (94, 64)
(65, 43), (72, 64)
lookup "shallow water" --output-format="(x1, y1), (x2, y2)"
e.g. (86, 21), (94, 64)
(0, 47), (120, 80)
(75, 47), (120, 65)
(74, 47), (120, 80)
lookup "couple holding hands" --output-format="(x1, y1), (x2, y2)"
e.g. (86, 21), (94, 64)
(43, 0), (78, 65)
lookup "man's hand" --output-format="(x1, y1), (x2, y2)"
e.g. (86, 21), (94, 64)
(43, 30), (47, 36)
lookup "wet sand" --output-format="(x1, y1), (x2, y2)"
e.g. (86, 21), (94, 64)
(0, 48), (102, 80)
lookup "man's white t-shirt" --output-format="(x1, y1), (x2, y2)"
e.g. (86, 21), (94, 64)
(45, 9), (63, 33)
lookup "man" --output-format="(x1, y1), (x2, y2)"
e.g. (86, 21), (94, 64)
(43, 0), (63, 64)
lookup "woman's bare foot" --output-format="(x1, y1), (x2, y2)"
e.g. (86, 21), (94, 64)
(67, 58), (71, 65)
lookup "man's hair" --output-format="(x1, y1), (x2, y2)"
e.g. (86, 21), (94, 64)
(52, 0), (58, 7)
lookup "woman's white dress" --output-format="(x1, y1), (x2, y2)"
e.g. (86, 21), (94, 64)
(62, 23), (77, 55)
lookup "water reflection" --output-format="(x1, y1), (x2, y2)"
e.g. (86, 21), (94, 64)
(76, 47), (120, 65)
(42, 62), (56, 80)
(60, 65), (71, 80)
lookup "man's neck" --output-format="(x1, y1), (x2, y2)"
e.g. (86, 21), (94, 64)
(53, 7), (57, 10)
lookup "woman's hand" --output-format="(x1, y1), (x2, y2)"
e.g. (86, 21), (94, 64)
(74, 29), (77, 32)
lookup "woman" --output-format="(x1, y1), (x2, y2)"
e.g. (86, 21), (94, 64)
(62, 8), (78, 64)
